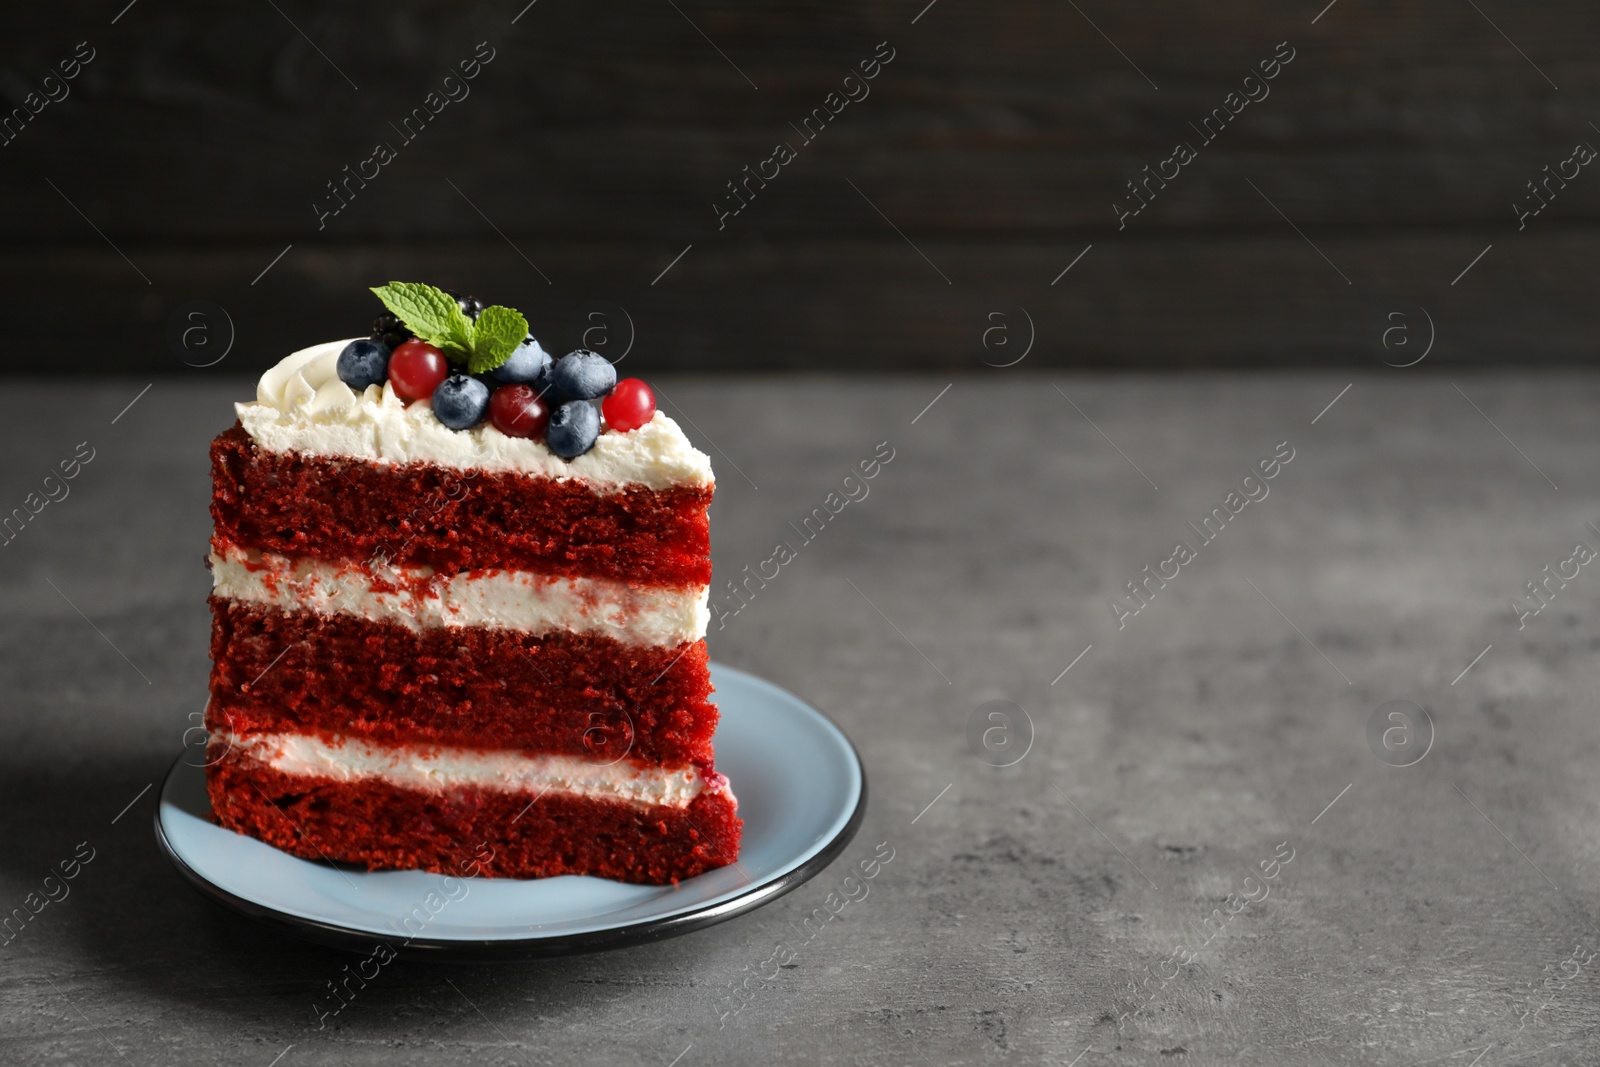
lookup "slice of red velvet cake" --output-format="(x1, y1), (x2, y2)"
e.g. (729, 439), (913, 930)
(205, 283), (741, 884)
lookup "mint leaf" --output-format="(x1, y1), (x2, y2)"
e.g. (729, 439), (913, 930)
(370, 282), (475, 362)
(468, 305), (530, 375)
(370, 284), (534, 374)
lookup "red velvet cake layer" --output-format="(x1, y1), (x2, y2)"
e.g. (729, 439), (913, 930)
(207, 749), (742, 884)
(210, 425), (712, 587)
(208, 599), (716, 765)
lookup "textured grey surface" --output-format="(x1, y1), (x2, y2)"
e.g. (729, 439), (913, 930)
(3, 374), (1599, 1065)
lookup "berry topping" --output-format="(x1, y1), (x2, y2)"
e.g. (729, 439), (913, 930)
(336, 338), (390, 390)
(488, 336), (551, 385)
(443, 289), (484, 322)
(432, 375), (491, 429)
(551, 349), (617, 401)
(488, 383), (551, 438)
(387, 340), (450, 401)
(546, 400), (601, 459)
(530, 359), (562, 402)
(371, 312), (412, 351)
(601, 378), (656, 433)
(368, 282), (531, 377)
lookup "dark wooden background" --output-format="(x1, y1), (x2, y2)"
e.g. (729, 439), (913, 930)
(3, 0), (1596, 375)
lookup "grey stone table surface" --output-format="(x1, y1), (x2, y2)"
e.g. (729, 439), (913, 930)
(4, 374), (1600, 1066)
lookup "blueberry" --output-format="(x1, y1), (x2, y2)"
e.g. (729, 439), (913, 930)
(489, 336), (551, 385)
(337, 339), (390, 390)
(551, 349), (617, 401)
(546, 400), (600, 458)
(431, 375), (490, 430)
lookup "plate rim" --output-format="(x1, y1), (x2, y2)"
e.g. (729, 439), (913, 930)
(154, 662), (867, 960)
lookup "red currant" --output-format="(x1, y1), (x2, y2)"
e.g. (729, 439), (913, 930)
(387, 340), (450, 401)
(602, 378), (656, 433)
(488, 384), (551, 438)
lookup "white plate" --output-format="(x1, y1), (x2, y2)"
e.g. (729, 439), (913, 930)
(156, 663), (865, 958)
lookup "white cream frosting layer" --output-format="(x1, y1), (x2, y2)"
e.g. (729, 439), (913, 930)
(219, 729), (705, 809)
(236, 340), (713, 491)
(210, 545), (708, 646)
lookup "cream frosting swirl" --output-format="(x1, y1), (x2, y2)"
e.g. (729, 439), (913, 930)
(237, 340), (713, 490)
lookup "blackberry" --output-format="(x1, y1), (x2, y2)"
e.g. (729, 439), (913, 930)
(372, 312), (412, 351)
(442, 288), (484, 321)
